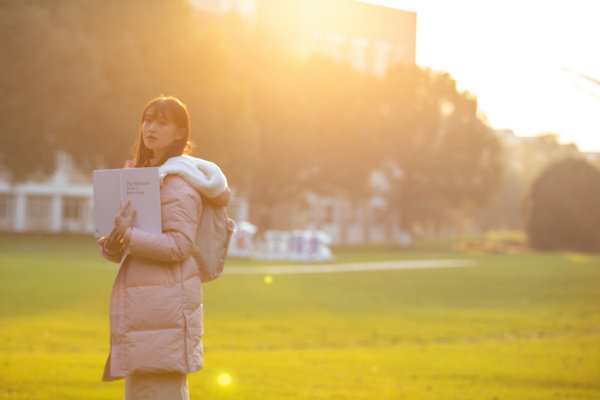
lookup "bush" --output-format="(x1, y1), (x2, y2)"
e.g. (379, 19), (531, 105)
(455, 231), (528, 254)
(523, 158), (600, 252)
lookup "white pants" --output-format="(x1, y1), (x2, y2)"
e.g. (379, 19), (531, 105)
(124, 372), (189, 400)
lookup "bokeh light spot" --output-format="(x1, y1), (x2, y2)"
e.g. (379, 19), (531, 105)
(217, 372), (232, 387)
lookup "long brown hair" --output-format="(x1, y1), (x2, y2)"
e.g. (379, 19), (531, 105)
(131, 96), (193, 167)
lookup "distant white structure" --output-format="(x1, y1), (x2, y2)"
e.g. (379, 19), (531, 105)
(262, 230), (334, 262)
(0, 153), (94, 233)
(582, 151), (600, 163)
(228, 221), (335, 262)
(228, 221), (257, 258)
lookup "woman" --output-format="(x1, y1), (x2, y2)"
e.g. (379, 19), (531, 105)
(98, 96), (231, 399)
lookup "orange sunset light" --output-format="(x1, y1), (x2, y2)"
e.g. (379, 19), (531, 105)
(360, 0), (600, 151)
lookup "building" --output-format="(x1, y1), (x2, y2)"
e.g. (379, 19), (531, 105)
(256, 0), (416, 75)
(0, 153), (94, 234)
(193, 0), (417, 76)
(582, 151), (600, 163)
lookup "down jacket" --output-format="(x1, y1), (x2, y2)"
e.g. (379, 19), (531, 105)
(98, 162), (230, 382)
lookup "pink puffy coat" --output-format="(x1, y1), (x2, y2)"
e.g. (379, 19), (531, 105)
(98, 174), (229, 382)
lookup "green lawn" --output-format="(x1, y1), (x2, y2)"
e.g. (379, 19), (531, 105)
(0, 234), (599, 399)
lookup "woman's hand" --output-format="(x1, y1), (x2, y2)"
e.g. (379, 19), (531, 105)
(114, 200), (137, 237)
(102, 227), (125, 254)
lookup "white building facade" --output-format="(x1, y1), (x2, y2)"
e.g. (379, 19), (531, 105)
(0, 153), (94, 234)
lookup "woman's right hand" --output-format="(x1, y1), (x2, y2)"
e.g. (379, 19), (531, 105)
(102, 227), (125, 253)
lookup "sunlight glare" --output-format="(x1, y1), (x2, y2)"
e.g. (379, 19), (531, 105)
(359, 0), (600, 151)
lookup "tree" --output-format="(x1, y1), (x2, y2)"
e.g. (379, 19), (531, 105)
(0, 0), (256, 185)
(376, 64), (503, 233)
(523, 158), (600, 252)
(214, 20), (379, 222)
(297, 57), (381, 199)
(474, 132), (583, 232)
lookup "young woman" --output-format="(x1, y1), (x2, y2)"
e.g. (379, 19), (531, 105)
(97, 96), (231, 399)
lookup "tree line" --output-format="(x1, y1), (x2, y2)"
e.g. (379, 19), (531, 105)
(0, 0), (503, 233)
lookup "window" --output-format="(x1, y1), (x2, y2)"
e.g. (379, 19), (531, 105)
(350, 37), (369, 72)
(0, 195), (14, 228)
(346, 205), (360, 225)
(309, 30), (325, 55)
(326, 33), (347, 63)
(373, 41), (392, 76)
(26, 196), (52, 230)
(27, 196), (51, 219)
(0, 195), (13, 219)
(372, 206), (386, 226)
(323, 204), (336, 225)
(63, 197), (82, 220)
(394, 44), (408, 63)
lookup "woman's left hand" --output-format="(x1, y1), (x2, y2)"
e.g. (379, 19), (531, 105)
(114, 200), (137, 237)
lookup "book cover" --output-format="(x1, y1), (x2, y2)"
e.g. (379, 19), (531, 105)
(93, 167), (162, 238)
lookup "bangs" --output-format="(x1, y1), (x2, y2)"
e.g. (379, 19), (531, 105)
(143, 100), (175, 122)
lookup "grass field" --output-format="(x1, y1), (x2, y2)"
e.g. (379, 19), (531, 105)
(0, 234), (599, 399)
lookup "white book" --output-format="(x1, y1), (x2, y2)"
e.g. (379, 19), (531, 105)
(93, 167), (162, 238)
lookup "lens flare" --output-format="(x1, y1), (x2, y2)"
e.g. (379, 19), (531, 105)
(217, 372), (232, 387)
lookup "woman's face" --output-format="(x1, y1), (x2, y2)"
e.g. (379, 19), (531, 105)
(141, 109), (183, 160)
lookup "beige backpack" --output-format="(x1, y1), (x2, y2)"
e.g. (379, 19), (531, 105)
(192, 196), (236, 282)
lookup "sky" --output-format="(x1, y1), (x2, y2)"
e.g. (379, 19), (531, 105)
(360, 0), (600, 152)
